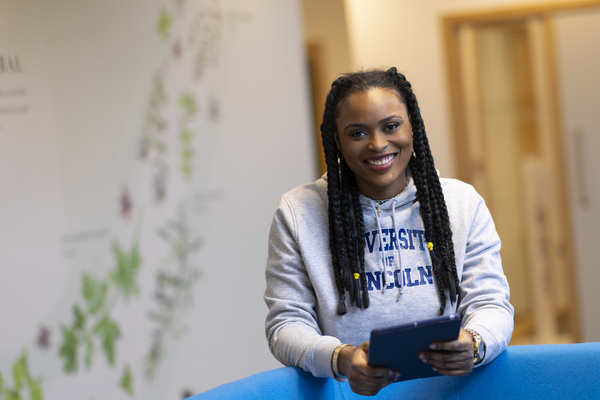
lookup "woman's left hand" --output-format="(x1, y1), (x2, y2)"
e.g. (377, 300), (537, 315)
(418, 328), (475, 376)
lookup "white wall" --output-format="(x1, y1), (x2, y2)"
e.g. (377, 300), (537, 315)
(302, 0), (352, 90)
(0, 0), (314, 398)
(555, 8), (600, 342)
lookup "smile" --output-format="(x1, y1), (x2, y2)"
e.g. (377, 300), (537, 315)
(365, 154), (396, 167)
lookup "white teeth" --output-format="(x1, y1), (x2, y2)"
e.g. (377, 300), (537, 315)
(367, 155), (394, 166)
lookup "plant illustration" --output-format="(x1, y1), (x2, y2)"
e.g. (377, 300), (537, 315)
(145, 207), (202, 379)
(178, 92), (198, 180)
(58, 241), (141, 396)
(139, 0), (223, 200)
(119, 365), (134, 396)
(0, 351), (43, 400)
(187, 1), (223, 80)
(3, 0), (222, 397)
(157, 6), (174, 41)
(139, 73), (169, 201)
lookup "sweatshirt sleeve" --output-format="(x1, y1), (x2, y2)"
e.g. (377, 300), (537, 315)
(457, 187), (514, 366)
(263, 196), (341, 378)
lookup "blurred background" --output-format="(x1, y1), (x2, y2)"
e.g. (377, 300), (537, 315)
(0, 0), (598, 399)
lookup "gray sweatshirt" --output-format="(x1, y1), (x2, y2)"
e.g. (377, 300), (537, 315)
(264, 174), (513, 379)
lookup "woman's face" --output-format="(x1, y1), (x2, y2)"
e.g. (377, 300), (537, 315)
(335, 87), (413, 200)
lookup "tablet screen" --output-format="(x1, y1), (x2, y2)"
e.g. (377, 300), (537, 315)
(368, 313), (462, 382)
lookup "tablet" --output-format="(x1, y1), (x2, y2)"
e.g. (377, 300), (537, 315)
(368, 313), (462, 382)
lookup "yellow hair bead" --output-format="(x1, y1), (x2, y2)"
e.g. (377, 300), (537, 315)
(353, 273), (360, 280)
(427, 242), (434, 251)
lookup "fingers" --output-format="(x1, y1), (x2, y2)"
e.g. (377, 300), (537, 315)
(418, 329), (474, 377)
(345, 341), (401, 396)
(419, 350), (473, 376)
(348, 371), (397, 396)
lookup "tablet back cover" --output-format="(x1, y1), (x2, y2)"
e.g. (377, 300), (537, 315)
(368, 314), (461, 382)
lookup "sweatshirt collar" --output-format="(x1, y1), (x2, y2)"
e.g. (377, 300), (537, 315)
(358, 169), (416, 213)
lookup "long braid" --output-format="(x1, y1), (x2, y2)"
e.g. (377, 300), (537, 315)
(321, 76), (373, 314)
(348, 172), (369, 308)
(389, 68), (460, 314)
(340, 160), (361, 305)
(321, 84), (348, 314)
(321, 67), (459, 315)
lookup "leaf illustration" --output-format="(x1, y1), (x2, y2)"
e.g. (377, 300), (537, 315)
(179, 93), (197, 117)
(59, 326), (79, 373)
(157, 7), (173, 40)
(11, 354), (25, 391)
(30, 380), (43, 400)
(82, 274), (108, 315)
(181, 146), (194, 159)
(0, 371), (4, 395)
(93, 314), (121, 365)
(110, 242), (141, 300)
(119, 365), (134, 397)
(73, 304), (86, 331)
(5, 391), (21, 400)
(84, 338), (94, 369)
(180, 129), (194, 143)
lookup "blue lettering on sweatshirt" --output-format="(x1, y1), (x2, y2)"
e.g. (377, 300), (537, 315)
(413, 230), (426, 251)
(367, 271), (382, 291)
(394, 269), (404, 287)
(418, 265), (433, 285)
(398, 229), (409, 249)
(364, 228), (427, 254)
(406, 229), (415, 250)
(385, 270), (395, 290)
(365, 231), (378, 253)
(405, 267), (420, 287)
(385, 229), (397, 251)
(365, 266), (433, 292)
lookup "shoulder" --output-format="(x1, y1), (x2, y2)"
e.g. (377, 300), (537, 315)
(274, 177), (328, 222)
(439, 177), (482, 205)
(440, 176), (476, 194)
(438, 177), (490, 224)
(271, 177), (329, 237)
(279, 177), (328, 207)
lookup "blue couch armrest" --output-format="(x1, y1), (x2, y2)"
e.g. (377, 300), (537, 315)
(187, 366), (339, 400)
(453, 342), (600, 399)
(190, 343), (600, 399)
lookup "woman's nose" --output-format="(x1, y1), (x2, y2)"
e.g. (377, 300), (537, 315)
(367, 132), (388, 152)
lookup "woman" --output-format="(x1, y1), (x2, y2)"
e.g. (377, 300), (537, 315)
(264, 67), (513, 396)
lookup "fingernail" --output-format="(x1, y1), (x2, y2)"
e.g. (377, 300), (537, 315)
(429, 344), (437, 350)
(394, 372), (401, 381)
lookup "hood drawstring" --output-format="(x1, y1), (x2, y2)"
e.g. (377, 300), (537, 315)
(391, 200), (404, 300)
(370, 200), (404, 299)
(370, 202), (388, 293)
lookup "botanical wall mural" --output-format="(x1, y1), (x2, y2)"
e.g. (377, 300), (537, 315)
(1, 0), (222, 398)
(0, 0), (312, 398)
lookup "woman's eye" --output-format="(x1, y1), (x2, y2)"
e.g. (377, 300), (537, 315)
(384, 123), (400, 132)
(348, 130), (367, 137)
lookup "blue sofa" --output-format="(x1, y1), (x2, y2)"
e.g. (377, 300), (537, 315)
(189, 343), (600, 399)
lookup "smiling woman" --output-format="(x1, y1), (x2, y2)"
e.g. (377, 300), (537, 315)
(334, 88), (413, 200)
(264, 67), (514, 396)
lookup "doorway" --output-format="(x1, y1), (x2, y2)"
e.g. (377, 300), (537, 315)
(443, 2), (600, 344)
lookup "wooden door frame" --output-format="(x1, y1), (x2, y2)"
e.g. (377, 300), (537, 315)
(441, 0), (600, 343)
(442, 0), (600, 186)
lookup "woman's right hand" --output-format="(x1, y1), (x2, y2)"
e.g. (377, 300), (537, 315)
(338, 341), (400, 396)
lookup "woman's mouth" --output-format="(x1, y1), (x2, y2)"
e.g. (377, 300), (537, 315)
(364, 154), (396, 170)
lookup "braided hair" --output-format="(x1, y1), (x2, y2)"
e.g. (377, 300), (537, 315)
(320, 67), (460, 316)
